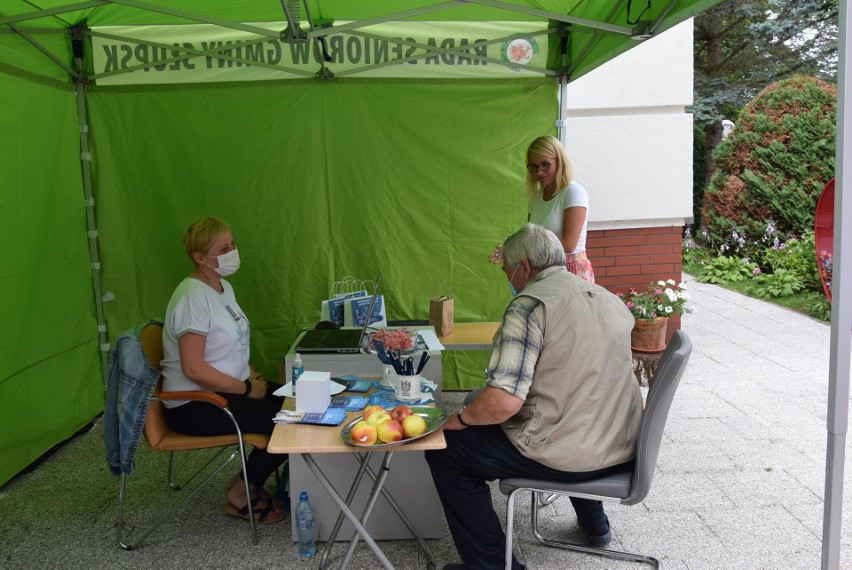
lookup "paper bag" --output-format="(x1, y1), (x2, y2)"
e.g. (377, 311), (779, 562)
(344, 295), (388, 328)
(321, 290), (367, 327)
(429, 295), (454, 336)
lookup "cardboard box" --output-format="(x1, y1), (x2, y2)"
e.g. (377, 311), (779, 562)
(295, 370), (331, 414)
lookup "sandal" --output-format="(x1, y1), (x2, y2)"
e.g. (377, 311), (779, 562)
(225, 496), (286, 525)
(225, 476), (284, 509)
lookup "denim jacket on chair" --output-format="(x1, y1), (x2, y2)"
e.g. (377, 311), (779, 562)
(103, 320), (162, 478)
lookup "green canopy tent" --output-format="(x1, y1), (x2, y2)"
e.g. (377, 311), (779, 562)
(0, 1), (718, 488)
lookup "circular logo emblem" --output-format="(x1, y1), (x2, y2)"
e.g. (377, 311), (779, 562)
(501, 38), (539, 66)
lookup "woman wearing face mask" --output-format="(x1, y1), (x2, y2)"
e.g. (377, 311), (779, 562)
(492, 136), (595, 283)
(160, 216), (287, 525)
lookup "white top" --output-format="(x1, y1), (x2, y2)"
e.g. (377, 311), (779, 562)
(161, 277), (251, 408)
(528, 181), (589, 254)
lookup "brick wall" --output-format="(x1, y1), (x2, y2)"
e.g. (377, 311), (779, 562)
(587, 225), (684, 339)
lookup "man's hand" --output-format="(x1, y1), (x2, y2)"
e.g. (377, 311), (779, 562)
(443, 413), (468, 431)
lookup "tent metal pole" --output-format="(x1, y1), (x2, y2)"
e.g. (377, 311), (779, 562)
(0, 1), (107, 26)
(0, 11), (77, 79)
(558, 73), (568, 145)
(822, 1), (851, 567)
(104, 0), (279, 38)
(71, 27), (110, 389)
(464, 0), (632, 35)
(557, 25), (569, 146)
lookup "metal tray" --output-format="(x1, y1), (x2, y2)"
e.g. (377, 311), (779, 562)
(340, 406), (447, 448)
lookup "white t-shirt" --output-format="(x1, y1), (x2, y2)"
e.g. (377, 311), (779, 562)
(528, 181), (589, 254)
(161, 277), (251, 408)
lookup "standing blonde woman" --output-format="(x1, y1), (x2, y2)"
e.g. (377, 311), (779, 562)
(521, 135), (595, 282)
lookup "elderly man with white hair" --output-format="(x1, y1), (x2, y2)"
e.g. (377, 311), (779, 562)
(427, 223), (643, 570)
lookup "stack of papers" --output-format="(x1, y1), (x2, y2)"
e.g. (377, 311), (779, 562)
(330, 395), (369, 411)
(272, 407), (348, 426)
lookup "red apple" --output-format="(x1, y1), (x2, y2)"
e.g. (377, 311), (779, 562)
(402, 414), (427, 438)
(376, 419), (404, 443)
(390, 405), (413, 422)
(350, 421), (378, 445)
(366, 410), (391, 426)
(362, 405), (385, 421)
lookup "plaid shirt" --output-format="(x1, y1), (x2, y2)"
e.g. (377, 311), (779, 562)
(486, 289), (546, 401)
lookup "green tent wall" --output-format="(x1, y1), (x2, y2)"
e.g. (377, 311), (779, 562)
(2, 71), (555, 486)
(0, 1), (720, 486)
(1, 68), (103, 485)
(90, 76), (556, 380)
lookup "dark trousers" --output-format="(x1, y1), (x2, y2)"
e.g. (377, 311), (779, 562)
(425, 424), (624, 570)
(163, 383), (286, 490)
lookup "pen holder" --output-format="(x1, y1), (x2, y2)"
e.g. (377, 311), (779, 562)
(388, 373), (422, 403)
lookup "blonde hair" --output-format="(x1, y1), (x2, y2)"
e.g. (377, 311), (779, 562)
(525, 136), (573, 198)
(182, 217), (230, 262)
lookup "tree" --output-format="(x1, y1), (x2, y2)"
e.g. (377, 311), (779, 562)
(693, 0), (838, 187)
(701, 75), (836, 243)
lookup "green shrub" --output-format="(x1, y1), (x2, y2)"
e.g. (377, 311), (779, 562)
(701, 76), (836, 241)
(810, 296), (832, 321)
(747, 268), (804, 298)
(761, 231), (821, 291)
(695, 255), (756, 284)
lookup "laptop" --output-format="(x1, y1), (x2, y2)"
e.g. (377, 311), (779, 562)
(296, 275), (382, 354)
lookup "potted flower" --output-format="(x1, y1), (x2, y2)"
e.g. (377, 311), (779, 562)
(617, 280), (693, 352)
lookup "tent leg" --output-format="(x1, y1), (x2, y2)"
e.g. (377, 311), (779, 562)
(557, 73), (568, 145)
(822, 2), (851, 568)
(72, 27), (110, 389)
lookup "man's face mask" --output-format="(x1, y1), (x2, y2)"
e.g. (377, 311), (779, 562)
(205, 248), (241, 277)
(508, 264), (520, 296)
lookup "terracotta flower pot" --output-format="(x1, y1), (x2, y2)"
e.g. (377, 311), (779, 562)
(631, 317), (667, 353)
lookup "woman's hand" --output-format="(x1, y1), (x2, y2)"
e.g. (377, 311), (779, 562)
(488, 244), (502, 264)
(246, 376), (268, 399)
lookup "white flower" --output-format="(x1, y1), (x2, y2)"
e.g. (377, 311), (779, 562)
(680, 292), (690, 300)
(665, 306), (673, 314)
(657, 280), (666, 286)
(666, 279), (676, 285)
(678, 282), (687, 289)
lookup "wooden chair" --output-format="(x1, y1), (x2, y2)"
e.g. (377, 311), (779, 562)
(117, 322), (271, 550)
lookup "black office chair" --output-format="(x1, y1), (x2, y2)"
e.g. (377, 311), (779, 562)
(499, 330), (692, 569)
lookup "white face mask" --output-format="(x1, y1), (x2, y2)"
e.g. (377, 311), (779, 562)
(204, 248), (240, 277)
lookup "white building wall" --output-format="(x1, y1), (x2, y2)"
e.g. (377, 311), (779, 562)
(563, 19), (694, 231)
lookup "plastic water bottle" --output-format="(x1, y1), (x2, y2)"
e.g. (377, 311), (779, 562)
(295, 491), (317, 558)
(292, 354), (303, 395)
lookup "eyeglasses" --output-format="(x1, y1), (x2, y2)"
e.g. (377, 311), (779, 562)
(526, 161), (554, 172)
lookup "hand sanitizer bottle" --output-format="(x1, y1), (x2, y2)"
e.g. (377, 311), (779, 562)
(292, 353), (303, 395)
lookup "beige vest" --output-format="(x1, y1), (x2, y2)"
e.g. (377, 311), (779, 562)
(500, 267), (643, 472)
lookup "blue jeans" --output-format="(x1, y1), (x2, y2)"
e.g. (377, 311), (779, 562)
(425, 424), (624, 570)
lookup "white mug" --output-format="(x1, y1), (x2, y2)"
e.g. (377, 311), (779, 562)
(381, 364), (395, 388)
(389, 373), (422, 403)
